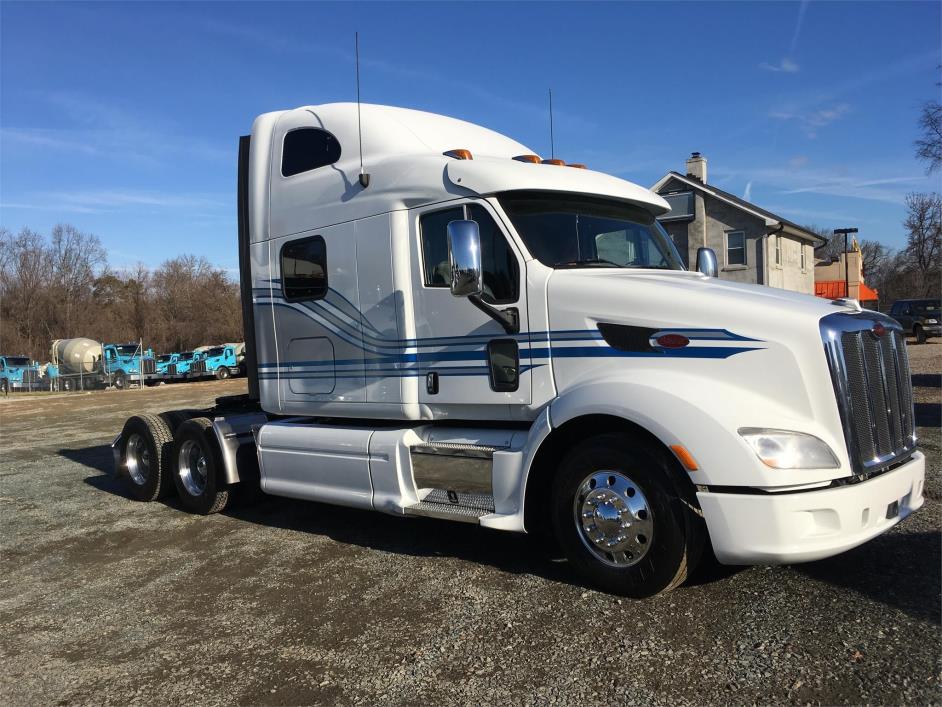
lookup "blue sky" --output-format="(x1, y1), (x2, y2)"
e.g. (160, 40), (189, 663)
(2, 1), (940, 274)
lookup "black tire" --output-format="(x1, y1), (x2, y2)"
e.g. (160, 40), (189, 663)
(915, 326), (927, 344)
(551, 434), (704, 598)
(216, 367), (231, 381)
(0, 379), (8, 395)
(113, 371), (128, 389)
(118, 414), (176, 502)
(159, 408), (202, 435)
(171, 417), (230, 514)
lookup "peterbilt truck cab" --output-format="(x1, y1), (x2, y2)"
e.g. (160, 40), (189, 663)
(113, 103), (924, 597)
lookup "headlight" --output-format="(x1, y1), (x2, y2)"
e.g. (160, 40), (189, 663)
(738, 428), (840, 469)
(926, 318), (938, 324)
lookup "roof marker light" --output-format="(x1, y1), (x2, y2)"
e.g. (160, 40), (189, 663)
(513, 154), (542, 163)
(541, 158), (566, 166)
(568, 163), (588, 169)
(444, 149), (473, 160)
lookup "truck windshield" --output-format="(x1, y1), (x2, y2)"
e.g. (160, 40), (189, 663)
(206, 347), (225, 357)
(179, 352), (194, 360)
(5, 357), (30, 367)
(498, 191), (684, 270)
(115, 345), (139, 355)
(157, 355), (172, 362)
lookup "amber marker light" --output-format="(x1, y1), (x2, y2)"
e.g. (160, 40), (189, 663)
(443, 149), (473, 160)
(568, 163), (588, 169)
(670, 445), (699, 472)
(541, 158), (566, 166)
(513, 154), (542, 163)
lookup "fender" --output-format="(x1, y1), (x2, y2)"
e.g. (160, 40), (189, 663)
(500, 373), (853, 534)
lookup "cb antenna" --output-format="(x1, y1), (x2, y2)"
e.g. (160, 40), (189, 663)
(355, 32), (370, 188)
(548, 88), (555, 159)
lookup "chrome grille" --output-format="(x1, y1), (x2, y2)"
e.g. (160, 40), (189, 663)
(168, 363), (177, 376)
(822, 311), (915, 474)
(141, 359), (156, 374)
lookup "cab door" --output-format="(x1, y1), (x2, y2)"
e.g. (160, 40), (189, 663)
(412, 199), (531, 412)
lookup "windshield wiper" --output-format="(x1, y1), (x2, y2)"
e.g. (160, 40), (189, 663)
(556, 258), (622, 268)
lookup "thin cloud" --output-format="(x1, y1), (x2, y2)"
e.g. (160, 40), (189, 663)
(1, 128), (99, 155)
(760, 58), (800, 74)
(770, 103), (850, 138)
(742, 181), (753, 201)
(788, 0), (810, 56)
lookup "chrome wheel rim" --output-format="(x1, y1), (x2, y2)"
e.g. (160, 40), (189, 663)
(178, 439), (207, 496)
(574, 471), (654, 568)
(125, 433), (150, 486)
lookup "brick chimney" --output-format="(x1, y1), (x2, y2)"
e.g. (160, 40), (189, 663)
(686, 152), (707, 183)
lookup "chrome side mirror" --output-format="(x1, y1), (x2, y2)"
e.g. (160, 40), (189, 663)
(446, 220), (483, 298)
(696, 247), (718, 277)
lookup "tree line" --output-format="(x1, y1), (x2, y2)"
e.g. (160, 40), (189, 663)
(807, 192), (941, 306)
(0, 225), (243, 361)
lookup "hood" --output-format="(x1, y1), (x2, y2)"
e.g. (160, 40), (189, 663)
(545, 268), (867, 345)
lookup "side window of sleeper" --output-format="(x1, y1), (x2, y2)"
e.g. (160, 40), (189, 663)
(282, 236), (328, 301)
(419, 205), (519, 304)
(281, 128), (341, 177)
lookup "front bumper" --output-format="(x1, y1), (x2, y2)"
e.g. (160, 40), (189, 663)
(699, 451), (925, 565)
(921, 325), (941, 337)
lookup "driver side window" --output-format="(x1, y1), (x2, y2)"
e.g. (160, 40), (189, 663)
(419, 204), (519, 304)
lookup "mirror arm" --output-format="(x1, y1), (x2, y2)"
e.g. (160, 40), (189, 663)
(469, 296), (519, 334)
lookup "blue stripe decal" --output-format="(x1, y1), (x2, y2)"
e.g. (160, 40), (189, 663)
(252, 285), (764, 374)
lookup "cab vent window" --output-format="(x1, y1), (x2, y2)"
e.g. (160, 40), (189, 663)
(282, 236), (327, 301)
(419, 204), (519, 304)
(281, 128), (341, 177)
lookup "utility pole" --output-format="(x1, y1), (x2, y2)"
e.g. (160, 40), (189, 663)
(833, 228), (858, 298)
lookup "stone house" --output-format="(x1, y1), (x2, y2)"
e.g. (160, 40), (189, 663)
(651, 154), (825, 294)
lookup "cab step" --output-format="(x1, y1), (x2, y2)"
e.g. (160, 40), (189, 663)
(404, 488), (495, 523)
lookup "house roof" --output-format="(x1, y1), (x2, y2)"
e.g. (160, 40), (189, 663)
(815, 280), (879, 302)
(651, 171), (827, 245)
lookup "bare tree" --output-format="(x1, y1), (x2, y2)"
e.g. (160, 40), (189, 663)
(903, 192), (941, 297)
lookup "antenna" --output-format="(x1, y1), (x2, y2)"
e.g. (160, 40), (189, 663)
(355, 32), (370, 188)
(548, 88), (555, 159)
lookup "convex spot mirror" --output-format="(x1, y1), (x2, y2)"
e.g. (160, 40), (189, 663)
(696, 247), (718, 277)
(446, 220), (483, 298)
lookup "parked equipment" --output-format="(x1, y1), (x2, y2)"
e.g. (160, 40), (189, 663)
(113, 104), (924, 597)
(52, 338), (158, 390)
(0, 356), (41, 393)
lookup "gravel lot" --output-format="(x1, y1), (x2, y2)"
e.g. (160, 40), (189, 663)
(1, 349), (940, 706)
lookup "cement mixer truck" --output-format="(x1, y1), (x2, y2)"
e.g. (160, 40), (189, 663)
(51, 339), (158, 390)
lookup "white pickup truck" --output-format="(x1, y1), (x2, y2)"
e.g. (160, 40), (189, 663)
(113, 103), (924, 597)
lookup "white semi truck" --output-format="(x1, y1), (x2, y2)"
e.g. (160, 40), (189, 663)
(113, 104), (925, 597)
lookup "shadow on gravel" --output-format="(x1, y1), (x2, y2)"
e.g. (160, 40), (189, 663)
(912, 373), (941, 388)
(60, 445), (113, 475)
(915, 402), (941, 428)
(796, 530), (941, 625)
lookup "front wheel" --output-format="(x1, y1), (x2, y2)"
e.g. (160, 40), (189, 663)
(551, 434), (704, 598)
(113, 371), (128, 389)
(172, 417), (231, 514)
(0, 380), (8, 395)
(215, 367), (230, 380)
(915, 326), (927, 344)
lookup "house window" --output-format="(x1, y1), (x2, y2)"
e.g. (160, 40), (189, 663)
(281, 236), (327, 301)
(420, 204), (519, 304)
(726, 231), (746, 266)
(800, 244), (807, 270)
(281, 128), (341, 177)
(775, 235), (782, 266)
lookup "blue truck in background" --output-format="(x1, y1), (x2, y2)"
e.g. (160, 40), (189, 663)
(51, 339), (159, 390)
(0, 355), (41, 393)
(195, 344), (244, 380)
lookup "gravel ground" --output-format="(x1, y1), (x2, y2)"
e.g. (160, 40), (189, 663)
(0, 360), (940, 706)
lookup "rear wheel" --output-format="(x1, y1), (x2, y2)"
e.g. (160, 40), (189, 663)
(551, 434), (704, 598)
(172, 417), (230, 514)
(915, 325), (927, 344)
(118, 414), (176, 501)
